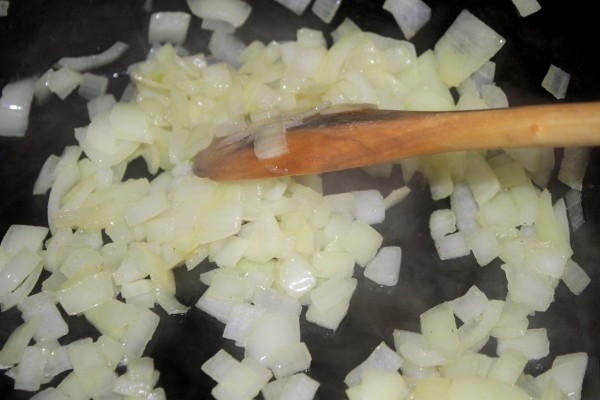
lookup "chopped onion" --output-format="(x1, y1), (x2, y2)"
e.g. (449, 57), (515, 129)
(383, 0), (432, 40)
(0, 1), (8, 17)
(558, 147), (591, 191)
(311, 0), (343, 24)
(497, 328), (549, 360)
(383, 186), (411, 210)
(434, 10), (506, 87)
(450, 285), (489, 323)
(565, 189), (584, 232)
(148, 12), (191, 45)
(435, 232), (470, 260)
(254, 123), (289, 160)
(541, 64), (570, 99)
(364, 246), (402, 286)
(561, 258), (591, 295)
(208, 31), (246, 67)
(344, 342), (403, 387)
(47, 67), (82, 100)
(86, 94), (116, 120)
(57, 41), (129, 72)
(511, 0), (541, 17)
(77, 72), (108, 100)
(353, 190), (385, 225)
(14, 346), (47, 391)
(273, 0), (312, 16)
(262, 373), (319, 400)
(186, 0), (251, 28)
(201, 18), (236, 34)
(0, 78), (35, 137)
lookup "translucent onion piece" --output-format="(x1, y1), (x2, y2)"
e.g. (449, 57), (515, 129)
(186, 0), (251, 28)
(541, 64), (570, 99)
(558, 147), (591, 191)
(148, 12), (191, 45)
(254, 123), (289, 160)
(497, 328), (550, 360)
(565, 189), (584, 232)
(57, 41), (129, 72)
(383, 0), (432, 40)
(562, 258), (591, 295)
(208, 31), (246, 68)
(273, 0), (312, 16)
(311, 0), (343, 24)
(0, 1), (8, 17)
(434, 10), (506, 87)
(511, 0), (541, 17)
(344, 342), (404, 387)
(77, 72), (108, 100)
(364, 246), (402, 286)
(0, 78), (35, 137)
(201, 18), (236, 34)
(14, 346), (47, 392)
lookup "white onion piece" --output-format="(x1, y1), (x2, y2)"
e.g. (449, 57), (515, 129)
(0, 224), (48, 255)
(18, 292), (69, 342)
(497, 328), (549, 360)
(0, 263), (43, 312)
(201, 18), (236, 34)
(435, 232), (470, 260)
(245, 311), (300, 365)
(450, 285), (489, 323)
(214, 357), (272, 400)
(458, 300), (503, 350)
(14, 346), (47, 392)
(223, 303), (267, 345)
(558, 147), (591, 191)
(0, 317), (41, 368)
(450, 181), (479, 235)
(342, 220), (383, 267)
(86, 94), (116, 121)
(254, 123), (289, 160)
(565, 189), (584, 232)
(34, 69), (55, 104)
(77, 72), (108, 100)
(263, 373), (319, 400)
(511, 0), (541, 17)
(208, 31), (246, 68)
(482, 84), (508, 108)
(0, 1), (8, 16)
(273, 0), (312, 15)
(542, 64), (570, 99)
(353, 190), (385, 225)
(148, 12), (191, 45)
(434, 10), (506, 87)
(364, 246), (402, 286)
(47, 67), (82, 100)
(383, 186), (411, 210)
(466, 228), (501, 266)
(346, 367), (410, 400)
(562, 258), (591, 295)
(267, 341), (312, 379)
(252, 287), (302, 316)
(186, 0), (251, 27)
(0, 249), (43, 298)
(0, 78), (35, 137)
(429, 209), (457, 240)
(465, 152), (501, 206)
(383, 0), (432, 40)
(57, 41), (129, 72)
(344, 341), (403, 387)
(311, 0), (343, 23)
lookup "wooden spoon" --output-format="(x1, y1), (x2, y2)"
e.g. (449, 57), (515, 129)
(194, 102), (600, 180)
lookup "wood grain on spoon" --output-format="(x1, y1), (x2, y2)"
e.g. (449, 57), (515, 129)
(194, 102), (600, 180)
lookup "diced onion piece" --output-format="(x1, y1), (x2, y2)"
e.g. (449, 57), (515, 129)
(398, 341), (446, 368)
(208, 31), (246, 67)
(0, 249), (43, 298)
(254, 123), (289, 160)
(435, 232), (469, 260)
(346, 367), (410, 400)
(311, 0), (343, 24)
(384, 186), (411, 210)
(420, 302), (460, 356)
(364, 246), (402, 286)
(344, 342), (403, 387)
(77, 72), (108, 100)
(273, 0), (312, 15)
(481, 84), (508, 108)
(465, 152), (501, 206)
(353, 190), (385, 225)
(310, 276), (357, 312)
(458, 300), (503, 351)
(252, 287), (302, 316)
(1, 224), (48, 255)
(213, 357), (272, 400)
(466, 228), (500, 266)
(202, 349), (240, 383)
(148, 12), (191, 45)
(450, 285), (489, 323)
(0, 78), (35, 137)
(223, 303), (267, 345)
(34, 69), (55, 104)
(0, 1), (8, 16)
(565, 189), (584, 232)
(558, 147), (591, 191)
(429, 209), (457, 240)
(511, 0), (541, 17)
(502, 263), (555, 312)
(434, 10), (506, 87)
(244, 312), (300, 364)
(57, 41), (129, 72)
(266, 341), (312, 379)
(262, 373), (319, 400)
(0, 317), (41, 368)
(561, 258), (591, 295)
(18, 292), (69, 342)
(497, 328), (550, 360)
(541, 64), (570, 99)
(47, 67), (82, 100)
(342, 220), (384, 267)
(487, 349), (528, 385)
(535, 360), (583, 397)
(201, 18), (236, 34)
(450, 181), (479, 235)
(86, 94), (116, 121)
(186, 0), (251, 28)
(14, 346), (47, 392)
(383, 0), (432, 40)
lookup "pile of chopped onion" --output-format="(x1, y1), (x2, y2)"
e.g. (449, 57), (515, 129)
(0, 3), (594, 400)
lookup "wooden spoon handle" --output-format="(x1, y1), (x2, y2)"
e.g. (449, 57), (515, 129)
(194, 102), (600, 180)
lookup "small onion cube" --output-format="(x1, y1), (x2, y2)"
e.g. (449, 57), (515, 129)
(0, 78), (35, 137)
(252, 287), (302, 316)
(208, 31), (246, 68)
(223, 303), (267, 345)
(0, 249), (43, 298)
(364, 246), (402, 286)
(450, 285), (489, 323)
(511, 0), (541, 17)
(565, 189), (584, 232)
(561, 258), (591, 295)
(383, 0), (432, 40)
(77, 72), (108, 100)
(486, 349), (528, 385)
(497, 328), (550, 360)
(342, 220), (384, 267)
(383, 186), (411, 210)
(244, 312), (300, 364)
(311, 0), (343, 24)
(186, 0), (251, 28)
(434, 232), (470, 260)
(148, 12), (191, 45)
(347, 367), (410, 400)
(429, 209), (457, 240)
(558, 147), (591, 191)
(266, 341), (312, 379)
(305, 297), (351, 331)
(273, 0), (312, 16)
(353, 190), (385, 225)
(502, 263), (555, 312)
(14, 346), (47, 392)
(47, 67), (82, 100)
(1, 224), (49, 255)
(344, 341), (403, 387)
(212, 357), (272, 400)
(0, 1), (8, 16)
(542, 64), (570, 99)
(466, 228), (501, 266)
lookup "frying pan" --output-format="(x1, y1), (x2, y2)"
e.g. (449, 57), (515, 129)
(1, 0), (599, 398)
